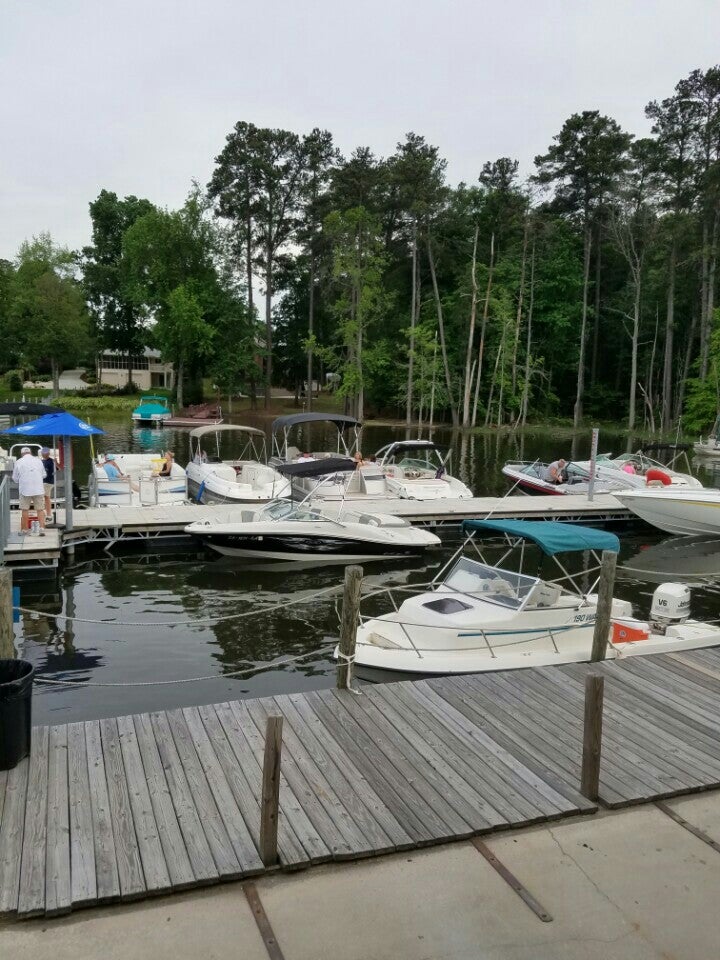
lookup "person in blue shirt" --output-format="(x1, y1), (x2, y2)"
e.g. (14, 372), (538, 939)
(40, 447), (57, 519)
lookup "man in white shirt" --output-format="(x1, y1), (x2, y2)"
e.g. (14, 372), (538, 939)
(12, 446), (47, 535)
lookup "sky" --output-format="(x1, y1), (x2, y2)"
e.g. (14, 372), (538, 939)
(1, 0), (719, 259)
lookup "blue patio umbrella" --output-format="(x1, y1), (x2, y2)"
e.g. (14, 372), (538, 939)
(3, 413), (105, 532)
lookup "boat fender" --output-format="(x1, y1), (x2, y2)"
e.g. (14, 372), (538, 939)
(196, 480), (206, 504)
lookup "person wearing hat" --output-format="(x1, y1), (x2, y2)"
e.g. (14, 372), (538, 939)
(12, 446), (46, 535)
(40, 447), (57, 521)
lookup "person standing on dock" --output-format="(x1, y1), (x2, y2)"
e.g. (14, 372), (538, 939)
(40, 447), (56, 521)
(12, 446), (46, 535)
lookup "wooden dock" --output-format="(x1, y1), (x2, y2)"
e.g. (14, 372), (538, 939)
(4, 647), (720, 918)
(2, 493), (632, 569)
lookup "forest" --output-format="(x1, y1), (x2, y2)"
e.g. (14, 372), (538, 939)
(0, 63), (719, 433)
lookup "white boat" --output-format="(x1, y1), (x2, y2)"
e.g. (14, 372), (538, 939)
(272, 414), (472, 501)
(615, 488), (720, 537)
(576, 451), (701, 488)
(185, 458), (440, 562)
(345, 518), (720, 678)
(92, 453), (187, 506)
(185, 424), (290, 504)
(503, 454), (700, 496)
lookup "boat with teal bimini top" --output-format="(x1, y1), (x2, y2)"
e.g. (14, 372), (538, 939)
(346, 518), (720, 679)
(131, 395), (172, 426)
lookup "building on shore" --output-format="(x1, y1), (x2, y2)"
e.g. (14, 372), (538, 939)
(97, 348), (174, 391)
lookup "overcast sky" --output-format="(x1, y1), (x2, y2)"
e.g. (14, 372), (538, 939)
(1, 0), (718, 259)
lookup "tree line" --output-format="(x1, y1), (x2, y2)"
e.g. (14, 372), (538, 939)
(0, 63), (718, 432)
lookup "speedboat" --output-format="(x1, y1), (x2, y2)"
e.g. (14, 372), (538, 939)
(164, 403), (223, 427)
(131, 395), (172, 426)
(185, 458), (440, 561)
(374, 441), (473, 499)
(502, 461), (633, 496)
(92, 453), (187, 506)
(575, 451), (701, 488)
(615, 488), (720, 537)
(346, 518), (720, 678)
(185, 424), (290, 504)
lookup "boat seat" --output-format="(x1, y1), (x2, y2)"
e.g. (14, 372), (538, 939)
(531, 581), (562, 607)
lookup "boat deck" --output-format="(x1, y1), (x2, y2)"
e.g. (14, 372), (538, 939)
(3, 646), (720, 918)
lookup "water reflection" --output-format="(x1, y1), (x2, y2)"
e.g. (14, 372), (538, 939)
(621, 536), (720, 583)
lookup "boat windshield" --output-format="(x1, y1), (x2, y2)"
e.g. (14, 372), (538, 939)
(260, 500), (327, 522)
(442, 557), (539, 610)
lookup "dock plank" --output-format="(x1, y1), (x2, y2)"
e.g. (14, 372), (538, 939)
(17, 726), (49, 917)
(67, 722), (98, 907)
(85, 721), (120, 903)
(99, 717), (145, 900)
(149, 711), (218, 885)
(0, 757), (29, 915)
(45, 725), (71, 916)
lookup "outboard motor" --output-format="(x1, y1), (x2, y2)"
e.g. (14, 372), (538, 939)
(650, 583), (691, 634)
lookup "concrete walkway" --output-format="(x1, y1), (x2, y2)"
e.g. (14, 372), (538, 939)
(3, 791), (720, 959)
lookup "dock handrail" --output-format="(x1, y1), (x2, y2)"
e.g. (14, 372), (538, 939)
(0, 474), (10, 556)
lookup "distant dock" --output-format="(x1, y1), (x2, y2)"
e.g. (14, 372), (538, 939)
(2, 493), (632, 572)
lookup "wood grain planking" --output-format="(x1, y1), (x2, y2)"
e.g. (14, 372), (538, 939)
(246, 697), (363, 859)
(133, 714), (195, 890)
(283, 692), (410, 853)
(17, 726), (50, 916)
(163, 708), (243, 879)
(306, 690), (438, 844)
(229, 699), (331, 864)
(84, 721), (120, 903)
(149, 711), (219, 884)
(182, 707), (263, 875)
(45, 725), (71, 916)
(67, 722), (98, 906)
(0, 757), (29, 915)
(0, 770), (7, 826)
(99, 717), (145, 900)
(213, 701), (310, 867)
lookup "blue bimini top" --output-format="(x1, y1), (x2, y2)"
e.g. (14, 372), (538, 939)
(461, 519), (620, 556)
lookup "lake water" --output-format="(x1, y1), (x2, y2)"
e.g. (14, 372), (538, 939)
(14, 414), (720, 725)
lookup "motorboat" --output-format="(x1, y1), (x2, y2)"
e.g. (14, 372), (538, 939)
(92, 452), (187, 506)
(345, 518), (720, 678)
(615, 488), (720, 537)
(694, 415), (720, 458)
(272, 414), (472, 501)
(575, 450), (701, 488)
(502, 461), (634, 496)
(185, 458), (440, 561)
(374, 441), (473, 499)
(185, 424), (290, 504)
(131, 395), (172, 426)
(502, 456), (700, 496)
(164, 403), (223, 427)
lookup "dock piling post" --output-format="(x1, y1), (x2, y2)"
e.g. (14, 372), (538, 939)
(0, 566), (14, 659)
(590, 550), (616, 662)
(580, 673), (604, 801)
(337, 564), (363, 690)
(259, 715), (283, 867)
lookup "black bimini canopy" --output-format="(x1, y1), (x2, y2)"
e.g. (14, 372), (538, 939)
(277, 456), (356, 478)
(271, 413), (362, 433)
(0, 402), (64, 415)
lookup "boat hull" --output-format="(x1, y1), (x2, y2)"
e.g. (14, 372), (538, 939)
(617, 491), (720, 537)
(191, 532), (430, 561)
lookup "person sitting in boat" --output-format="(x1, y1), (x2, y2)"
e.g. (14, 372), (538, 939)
(542, 458), (567, 484)
(297, 451), (315, 461)
(159, 451), (175, 477)
(353, 451), (364, 469)
(103, 454), (127, 480)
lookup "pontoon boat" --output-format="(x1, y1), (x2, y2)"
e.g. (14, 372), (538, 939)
(185, 424), (290, 504)
(131, 395), (172, 426)
(92, 453), (187, 506)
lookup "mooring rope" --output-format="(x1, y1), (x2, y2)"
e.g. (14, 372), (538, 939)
(33, 642), (336, 687)
(14, 582), (344, 627)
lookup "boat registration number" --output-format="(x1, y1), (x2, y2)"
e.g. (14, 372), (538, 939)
(573, 613), (596, 623)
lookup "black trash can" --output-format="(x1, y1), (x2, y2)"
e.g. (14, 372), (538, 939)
(0, 659), (34, 771)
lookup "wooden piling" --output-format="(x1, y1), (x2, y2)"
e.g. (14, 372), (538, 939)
(337, 564), (363, 690)
(259, 715), (283, 867)
(580, 673), (604, 801)
(590, 550), (617, 662)
(0, 566), (14, 659)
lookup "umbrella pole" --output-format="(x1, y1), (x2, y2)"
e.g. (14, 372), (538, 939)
(63, 436), (73, 545)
